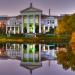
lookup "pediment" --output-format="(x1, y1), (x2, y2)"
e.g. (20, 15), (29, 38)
(20, 7), (42, 13)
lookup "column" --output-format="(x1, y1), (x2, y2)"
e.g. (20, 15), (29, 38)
(21, 15), (24, 33)
(27, 44), (29, 61)
(18, 26), (19, 34)
(39, 44), (41, 61)
(39, 15), (41, 33)
(21, 44), (23, 60)
(27, 15), (29, 33)
(14, 27), (15, 34)
(43, 44), (45, 51)
(10, 27), (12, 34)
(48, 45), (50, 51)
(14, 44), (15, 50)
(33, 44), (35, 62)
(44, 25), (45, 33)
(48, 26), (50, 32)
(6, 44), (7, 50)
(33, 15), (35, 33)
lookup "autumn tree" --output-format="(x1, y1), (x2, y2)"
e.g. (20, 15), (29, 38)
(55, 15), (70, 34)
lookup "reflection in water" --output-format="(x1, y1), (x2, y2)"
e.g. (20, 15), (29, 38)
(0, 43), (58, 74)
(20, 44), (58, 74)
(0, 43), (75, 75)
(21, 44), (42, 75)
(6, 43), (22, 59)
(57, 45), (75, 71)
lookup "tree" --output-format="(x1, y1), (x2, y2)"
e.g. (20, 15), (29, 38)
(67, 14), (75, 34)
(55, 15), (70, 34)
(57, 47), (75, 71)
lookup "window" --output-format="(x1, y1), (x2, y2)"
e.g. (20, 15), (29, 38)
(12, 27), (14, 30)
(50, 20), (54, 24)
(8, 27), (10, 30)
(45, 27), (48, 30)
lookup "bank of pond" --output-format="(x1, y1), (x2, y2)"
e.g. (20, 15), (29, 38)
(0, 34), (69, 43)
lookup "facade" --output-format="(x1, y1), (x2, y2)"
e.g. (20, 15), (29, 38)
(5, 3), (58, 34)
(20, 3), (42, 34)
(42, 16), (58, 33)
(6, 16), (22, 34)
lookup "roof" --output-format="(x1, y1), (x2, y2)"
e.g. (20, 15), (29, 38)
(20, 3), (42, 13)
(20, 62), (42, 74)
(41, 14), (62, 20)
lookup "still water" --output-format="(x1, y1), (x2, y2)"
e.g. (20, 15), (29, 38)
(0, 43), (75, 75)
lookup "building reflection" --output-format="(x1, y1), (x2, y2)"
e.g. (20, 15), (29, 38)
(20, 44), (57, 74)
(6, 43), (22, 59)
(21, 44), (42, 75)
(41, 44), (57, 60)
(0, 43), (74, 73)
(0, 43), (64, 74)
(5, 43), (57, 59)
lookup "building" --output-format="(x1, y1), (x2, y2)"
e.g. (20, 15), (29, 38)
(5, 3), (58, 34)
(20, 3), (42, 34)
(42, 16), (58, 33)
(6, 16), (22, 34)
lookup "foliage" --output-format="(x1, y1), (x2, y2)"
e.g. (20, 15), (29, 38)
(55, 15), (70, 34)
(57, 47), (75, 71)
(0, 27), (6, 34)
(55, 14), (75, 35)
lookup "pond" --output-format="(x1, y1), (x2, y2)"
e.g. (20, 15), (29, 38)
(0, 43), (75, 75)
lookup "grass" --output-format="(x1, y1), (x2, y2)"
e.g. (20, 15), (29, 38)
(0, 34), (69, 43)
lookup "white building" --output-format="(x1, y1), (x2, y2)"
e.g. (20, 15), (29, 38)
(6, 3), (58, 34)
(42, 16), (58, 33)
(20, 3), (42, 34)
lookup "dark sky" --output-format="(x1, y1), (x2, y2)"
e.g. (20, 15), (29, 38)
(0, 0), (75, 16)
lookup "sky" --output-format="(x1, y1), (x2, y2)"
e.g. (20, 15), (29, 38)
(0, 0), (75, 16)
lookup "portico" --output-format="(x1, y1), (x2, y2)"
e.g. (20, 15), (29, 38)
(6, 26), (20, 34)
(20, 3), (42, 34)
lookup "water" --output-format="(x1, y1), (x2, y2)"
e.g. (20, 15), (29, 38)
(0, 43), (75, 75)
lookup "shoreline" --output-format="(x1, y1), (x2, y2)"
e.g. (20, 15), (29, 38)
(0, 37), (68, 43)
